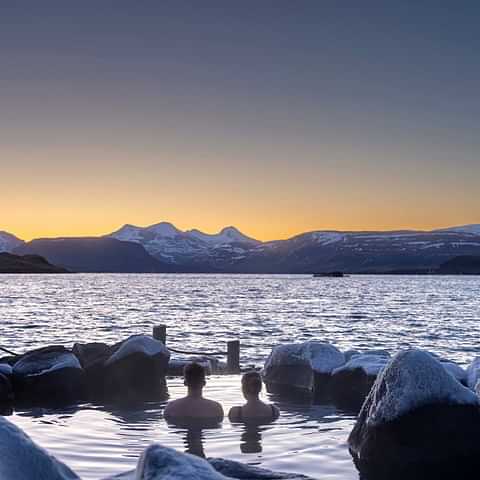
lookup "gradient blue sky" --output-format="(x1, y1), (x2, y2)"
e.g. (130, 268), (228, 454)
(1, 1), (479, 240)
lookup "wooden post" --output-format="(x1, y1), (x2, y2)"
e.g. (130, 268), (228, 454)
(153, 324), (167, 345)
(227, 340), (240, 373)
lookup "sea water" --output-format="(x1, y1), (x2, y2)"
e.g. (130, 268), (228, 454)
(1, 274), (479, 479)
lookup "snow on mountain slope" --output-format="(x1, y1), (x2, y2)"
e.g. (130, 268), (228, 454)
(434, 224), (480, 235)
(108, 222), (260, 264)
(187, 226), (260, 246)
(0, 231), (24, 253)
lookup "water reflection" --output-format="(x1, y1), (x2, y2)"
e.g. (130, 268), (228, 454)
(240, 423), (263, 454)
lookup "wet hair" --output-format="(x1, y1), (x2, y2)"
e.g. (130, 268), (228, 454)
(242, 371), (263, 396)
(184, 362), (206, 387)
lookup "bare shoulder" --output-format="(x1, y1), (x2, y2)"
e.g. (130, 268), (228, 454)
(271, 404), (280, 420)
(228, 406), (242, 422)
(207, 399), (224, 418)
(164, 397), (187, 417)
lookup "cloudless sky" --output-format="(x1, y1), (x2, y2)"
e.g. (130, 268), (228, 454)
(1, 1), (479, 240)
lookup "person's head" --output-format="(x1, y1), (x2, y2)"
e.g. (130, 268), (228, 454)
(241, 371), (263, 400)
(184, 362), (206, 391)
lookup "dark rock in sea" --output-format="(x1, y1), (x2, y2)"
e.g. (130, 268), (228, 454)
(0, 363), (13, 377)
(101, 335), (170, 402)
(330, 353), (389, 410)
(0, 252), (68, 273)
(263, 341), (345, 399)
(0, 373), (13, 404)
(348, 349), (480, 480)
(12, 346), (85, 406)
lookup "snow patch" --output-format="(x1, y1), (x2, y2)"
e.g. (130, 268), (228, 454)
(333, 354), (389, 377)
(264, 341), (345, 374)
(106, 335), (169, 366)
(364, 349), (478, 426)
(136, 444), (225, 480)
(13, 351), (82, 377)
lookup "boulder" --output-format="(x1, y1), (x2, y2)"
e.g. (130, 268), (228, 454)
(167, 356), (227, 376)
(441, 361), (467, 386)
(0, 363), (12, 377)
(330, 353), (389, 410)
(0, 373), (13, 403)
(104, 444), (314, 480)
(467, 357), (480, 391)
(12, 346), (85, 405)
(348, 349), (480, 479)
(263, 341), (345, 399)
(0, 416), (80, 479)
(102, 335), (170, 401)
(209, 457), (313, 479)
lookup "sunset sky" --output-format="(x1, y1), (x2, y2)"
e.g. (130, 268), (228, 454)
(1, 2), (479, 241)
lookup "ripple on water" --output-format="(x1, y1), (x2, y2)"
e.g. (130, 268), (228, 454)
(2, 273), (480, 479)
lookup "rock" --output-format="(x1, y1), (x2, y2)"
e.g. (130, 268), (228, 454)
(348, 349), (480, 479)
(72, 342), (112, 399)
(467, 357), (480, 391)
(102, 335), (170, 401)
(0, 373), (13, 403)
(104, 444), (314, 480)
(129, 444), (227, 480)
(0, 363), (13, 377)
(209, 457), (313, 479)
(442, 361), (468, 386)
(168, 356), (227, 376)
(330, 353), (389, 410)
(0, 416), (80, 479)
(72, 342), (111, 369)
(12, 346), (85, 405)
(263, 341), (345, 398)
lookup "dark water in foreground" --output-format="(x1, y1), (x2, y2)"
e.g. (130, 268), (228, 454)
(1, 274), (480, 479)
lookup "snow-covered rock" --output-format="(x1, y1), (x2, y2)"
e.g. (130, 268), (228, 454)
(0, 416), (79, 479)
(168, 356), (227, 376)
(442, 361), (467, 386)
(349, 349), (480, 479)
(12, 346), (85, 405)
(104, 445), (314, 480)
(263, 341), (345, 396)
(467, 357), (480, 391)
(330, 353), (389, 409)
(102, 335), (170, 401)
(209, 457), (312, 479)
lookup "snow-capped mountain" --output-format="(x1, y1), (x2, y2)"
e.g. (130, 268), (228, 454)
(0, 231), (24, 253)
(434, 224), (480, 235)
(108, 222), (260, 266)
(3, 222), (480, 273)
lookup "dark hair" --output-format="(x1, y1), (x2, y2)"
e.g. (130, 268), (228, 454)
(184, 362), (206, 387)
(242, 371), (262, 396)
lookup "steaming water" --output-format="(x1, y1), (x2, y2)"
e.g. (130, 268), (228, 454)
(1, 274), (480, 479)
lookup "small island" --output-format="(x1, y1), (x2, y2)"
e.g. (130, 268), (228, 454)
(0, 253), (68, 274)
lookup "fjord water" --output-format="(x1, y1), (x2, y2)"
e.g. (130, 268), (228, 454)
(1, 274), (480, 479)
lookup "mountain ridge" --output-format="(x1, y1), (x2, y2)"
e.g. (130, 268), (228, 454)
(2, 222), (480, 274)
